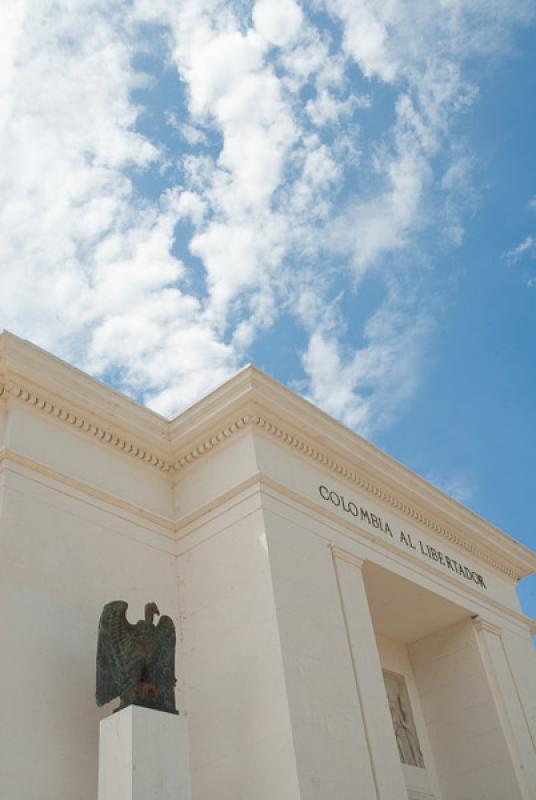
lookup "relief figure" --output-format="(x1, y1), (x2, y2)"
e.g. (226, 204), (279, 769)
(384, 670), (424, 768)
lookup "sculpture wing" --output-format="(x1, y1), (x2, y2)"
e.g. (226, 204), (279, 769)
(154, 615), (177, 698)
(96, 601), (134, 706)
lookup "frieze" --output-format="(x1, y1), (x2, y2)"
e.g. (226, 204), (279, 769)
(0, 375), (522, 581)
(170, 412), (517, 579)
(319, 484), (487, 589)
(0, 381), (172, 472)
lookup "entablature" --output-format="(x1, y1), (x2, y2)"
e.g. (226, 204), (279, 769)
(2, 331), (535, 585)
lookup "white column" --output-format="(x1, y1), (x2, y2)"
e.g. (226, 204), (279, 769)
(502, 621), (536, 747)
(98, 706), (192, 800)
(331, 547), (407, 800)
(472, 616), (536, 800)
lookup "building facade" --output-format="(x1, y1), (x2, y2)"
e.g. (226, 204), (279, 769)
(1, 330), (535, 800)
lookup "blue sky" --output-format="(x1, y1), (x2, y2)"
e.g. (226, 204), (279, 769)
(1, 1), (535, 619)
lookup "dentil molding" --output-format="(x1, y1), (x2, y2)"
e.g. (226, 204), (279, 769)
(0, 380), (172, 472)
(175, 412), (520, 580)
(0, 378), (526, 580)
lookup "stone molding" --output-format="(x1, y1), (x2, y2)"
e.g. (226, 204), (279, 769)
(0, 447), (176, 535)
(472, 616), (502, 636)
(0, 378), (528, 581)
(259, 481), (536, 628)
(6, 446), (530, 629)
(172, 414), (253, 469)
(175, 412), (522, 581)
(256, 414), (510, 579)
(330, 544), (366, 570)
(0, 380), (173, 472)
(2, 330), (535, 584)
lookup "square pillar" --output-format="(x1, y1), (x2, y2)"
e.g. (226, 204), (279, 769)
(472, 617), (536, 799)
(98, 706), (192, 800)
(331, 547), (407, 800)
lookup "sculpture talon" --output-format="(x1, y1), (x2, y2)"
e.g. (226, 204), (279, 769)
(96, 600), (178, 715)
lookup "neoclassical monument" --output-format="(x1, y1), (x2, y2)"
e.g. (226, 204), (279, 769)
(1, 331), (535, 800)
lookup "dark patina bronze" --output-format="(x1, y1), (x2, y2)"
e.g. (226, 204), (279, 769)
(96, 600), (177, 714)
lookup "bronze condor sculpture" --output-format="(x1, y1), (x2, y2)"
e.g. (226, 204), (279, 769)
(96, 600), (177, 715)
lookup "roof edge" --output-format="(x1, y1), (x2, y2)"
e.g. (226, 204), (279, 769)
(1, 332), (535, 580)
(168, 364), (536, 581)
(0, 331), (168, 446)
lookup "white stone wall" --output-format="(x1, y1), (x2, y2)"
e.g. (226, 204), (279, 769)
(6, 401), (174, 518)
(265, 511), (382, 800)
(376, 635), (443, 800)
(0, 465), (178, 800)
(173, 430), (258, 521)
(252, 434), (521, 614)
(1, 335), (536, 800)
(409, 619), (525, 800)
(0, 405), (6, 519)
(0, 404), (7, 448)
(472, 619), (536, 795)
(501, 626), (536, 747)
(176, 498), (301, 800)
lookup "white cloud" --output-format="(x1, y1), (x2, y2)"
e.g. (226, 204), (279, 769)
(0, 1), (238, 407)
(0, 3), (152, 347)
(0, 0), (533, 432)
(253, 0), (303, 48)
(502, 193), (536, 283)
(306, 89), (360, 128)
(166, 113), (210, 146)
(300, 308), (430, 434)
(296, 279), (430, 433)
(504, 235), (536, 265)
(426, 471), (477, 506)
(324, 0), (533, 85)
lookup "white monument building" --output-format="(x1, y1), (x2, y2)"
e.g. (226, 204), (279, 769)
(1, 330), (535, 800)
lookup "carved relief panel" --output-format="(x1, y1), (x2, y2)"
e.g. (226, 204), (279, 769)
(383, 670), (425, 768)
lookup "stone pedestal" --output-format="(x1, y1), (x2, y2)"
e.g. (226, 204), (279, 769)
(98, 706), (192, 800)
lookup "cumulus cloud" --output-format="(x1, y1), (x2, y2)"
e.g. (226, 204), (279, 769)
(0, 0), (532, 431)
(253, 0), (303, 48)
(296, 279), (430, 433)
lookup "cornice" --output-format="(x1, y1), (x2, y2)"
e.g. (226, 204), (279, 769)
(174, 411), (532, 582)
(0, 379), (173, 472)
(0, 330), (168, 440)
(6, 372), (526, 581)
(2, 332), (535, 584)
(2, 375), (532, 582)
(169, 371), (535, 577)
(172, 413), (253, 469)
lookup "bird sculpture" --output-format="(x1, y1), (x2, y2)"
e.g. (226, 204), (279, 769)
(96, 600), (177, 715)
